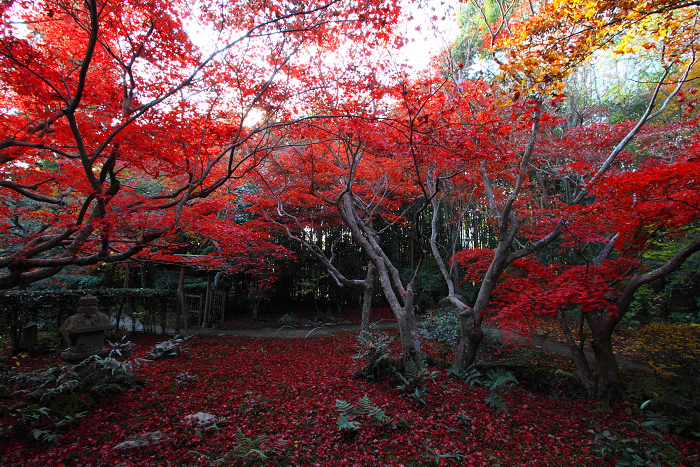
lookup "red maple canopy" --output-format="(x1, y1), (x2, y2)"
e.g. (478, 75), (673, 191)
(0, 0), (403, 288)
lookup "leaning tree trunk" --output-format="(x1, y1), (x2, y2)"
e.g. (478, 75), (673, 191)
(335, 190), (424, 368)
(557, 309), (596, 396)
(452, 239), (511, 371)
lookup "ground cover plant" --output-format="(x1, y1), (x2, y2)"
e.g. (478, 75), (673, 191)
(1, 330), (698, 466)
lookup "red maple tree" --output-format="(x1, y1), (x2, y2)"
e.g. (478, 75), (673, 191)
(0, 0), (403, 288)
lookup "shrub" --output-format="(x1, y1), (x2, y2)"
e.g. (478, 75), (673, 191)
(626, 376), (700, 437)
(589, 401), (681, 467)
(278, 313), (299, 327)
(419, 309), (460, 366)
(353, 323), (395, 380)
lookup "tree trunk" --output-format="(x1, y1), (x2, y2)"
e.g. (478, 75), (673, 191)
(176, 266), (185, 333)
(451, 240), (510, 370)
(360, 261), (376, 333)
(452, 311), (484, 372)
(252, 300), (259, 320)
(335, 190), (424, 367)
(587, 235), (700, 403)
(395, 306), (423, 369)
(114, 302), (124, 333)
(585, 310), (624, 403)
(590, 326), (624, 403)
(557, 310), (596, 395)
(140, 263), (148, 288)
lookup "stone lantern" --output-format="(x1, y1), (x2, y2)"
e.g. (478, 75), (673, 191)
(59, 294), (114, 363)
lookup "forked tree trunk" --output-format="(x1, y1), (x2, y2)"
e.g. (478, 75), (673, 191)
(583, 236), (700, 403)
(451, 240), (511, 370)
(450, 113), (552, 371)
(557, 310), (596, 396)
(557, 308), (623, 401)
(336, 190), (424, 368)
(373, 262), (423, 368)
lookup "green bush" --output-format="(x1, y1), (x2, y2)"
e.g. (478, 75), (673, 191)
(589, 401), (681, 467)
(626, 375), (700, 437)
(419, 308), (460, 366)
(278, 312), (299, 327)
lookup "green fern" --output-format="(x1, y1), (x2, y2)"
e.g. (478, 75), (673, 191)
(486, 368), (518, 392)
(11, 354), (138, 442)
(642, 411), (671, 434)
(449, 366), (483, 387)
(394, 359), (438, 405)
(31, 428), (60, 443)
(218, 427), (287, 462)
(483, 369), (518, 413)
(336, 413), (361, 431)
(485, 393), (508, 413)
(354, 324), (396, 379)
(356, 394), (372, 413)
(335, 394), (394, 431)
(335, 399), (353, 413)
(368, 405), (390, 424)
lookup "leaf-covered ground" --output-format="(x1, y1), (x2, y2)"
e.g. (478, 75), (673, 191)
(1, 332), (698, 466)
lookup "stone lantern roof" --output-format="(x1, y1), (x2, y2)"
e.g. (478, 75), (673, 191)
(58, 295), (115, 334)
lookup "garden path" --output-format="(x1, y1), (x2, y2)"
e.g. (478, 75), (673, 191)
(185, 322), (650, 371)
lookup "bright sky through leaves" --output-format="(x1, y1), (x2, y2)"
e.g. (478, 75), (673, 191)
(395, 0), (461, 69)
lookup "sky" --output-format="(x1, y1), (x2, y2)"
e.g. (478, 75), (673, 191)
(394, 0), (463, 70)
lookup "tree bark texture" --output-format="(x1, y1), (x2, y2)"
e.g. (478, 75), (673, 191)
(453, 313), (484, 373)
(557, 310), (596, 396)
(360, 261), (376, 333)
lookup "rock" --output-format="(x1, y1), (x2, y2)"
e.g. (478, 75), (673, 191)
(434, 295), (468, 311)
(184, 412), (217, 426)
(17, 324), (38, 350)
(113, 431), (168, 450)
